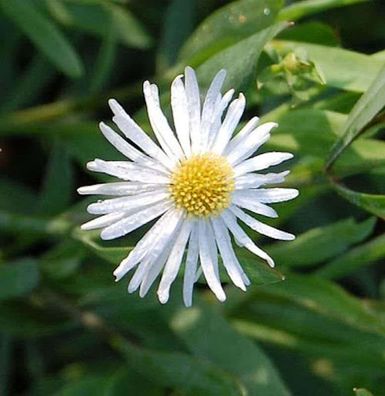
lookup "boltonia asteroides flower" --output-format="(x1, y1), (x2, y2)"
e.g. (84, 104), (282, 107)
(78, 67), (298, 306)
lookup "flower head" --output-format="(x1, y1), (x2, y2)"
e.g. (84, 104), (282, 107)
(78, 67), (298, 306)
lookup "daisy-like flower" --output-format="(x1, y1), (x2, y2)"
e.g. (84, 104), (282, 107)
(78, 67), (298, 306)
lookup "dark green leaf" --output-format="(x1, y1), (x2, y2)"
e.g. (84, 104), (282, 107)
(333, 184), (385, 219)
(168, 303), (290, 395)
(37, 143), (74, 216)
(0, 0), (83, 78)
(268, 218), (376, 268)
(317, 234), (385, 279)
(115, 340), (243, 396)
(0, 259), (39, 300)
(157, 0), (196, 71)
(46, 0), (152, 49)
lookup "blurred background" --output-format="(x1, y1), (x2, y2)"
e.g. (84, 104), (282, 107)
(1, 0), (385, 395)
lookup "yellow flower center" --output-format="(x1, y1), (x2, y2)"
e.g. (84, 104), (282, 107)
(170, 153), (234, 217)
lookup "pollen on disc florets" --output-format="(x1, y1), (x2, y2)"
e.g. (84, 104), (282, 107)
(170, 153), (235, 217)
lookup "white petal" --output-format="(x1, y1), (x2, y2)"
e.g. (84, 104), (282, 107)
(139, 242), (172, 298)
(87, 159), (170, 183)
(234, 152), (294, 177)
(113, 208), (181, 281)
(184, 66), (201, 154)
(230, 205), (295, 241)
(99, 122), (167, 173)
(80, 211), (126, 231)
(143, 81), (184, 160)
(200, 69), (226, 151)
(171, 76), (191, 157)
(235, 171), (290, 190)
(208, 89), (235, 148)
(139, 213), (185, 297)
(157, 220), (192, 304)
(221, 209), (275, 267)
(108, 98), (175, 170)
(183, 221), (199, 307)
(198, 220), (226, 302)
(211, 217), (247, 291)
(211, 93), (246, 154)
(78, 182), (163, 196)
(127, 256), (152, 294)
(224, 116), (259, 154)
(87, 190), (169, 214)
(226, 122), (278, 166)
(236, 188), (299, 203)
(101, 200), (172, 240)
(232, 192), (278, 218)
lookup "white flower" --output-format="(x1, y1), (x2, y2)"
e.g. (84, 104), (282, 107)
(78, 67), (298, 306)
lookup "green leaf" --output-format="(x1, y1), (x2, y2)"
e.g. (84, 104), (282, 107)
(269, 274), (385, 334)
(333, 184), (385, 219)
(354, 388), (374, 396)
(270, 41), (384, 92)
(46, 0), (152, 49)
(73, 228), (130, 264)
(317, 234), (385, 279)
(0, 259), (39, 300)
(0, 0), (83, 78)
(277, 22), (339, 46)
(168, 303), (290, 395)
(89, 20), (118, 94)
(115, 340), (243, 396)
(197, 22), (289, 92)
(0, 178), (37, 214)
(278, 0), (368, 21)
(268, 218), (375, 268)
(37, 143), (74, 216)
(157, 0), (196, 72)
(267, 109), (385, 179)
(180, 0), (283, 66)
(106, 368), (163, 396)
(327, 64), (385, 168)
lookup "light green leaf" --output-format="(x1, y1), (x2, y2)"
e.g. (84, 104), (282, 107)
(269, 41), (383, 92)
(333, 184), (385, 219)
(197, 22), (289, 92)
(0, 259), (39, 300)
(317, 234), (385, 279)
(180, 0), (283, 66)
(354, 388), (374, 396)
(279, 0), (368, 21)
(327, 63), (385, 168)
(268, 218), (375, 268)
(168, 303), (290, 396)
(0, 0), (83, 78)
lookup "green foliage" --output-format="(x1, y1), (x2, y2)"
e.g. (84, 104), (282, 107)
(1, 0), (385, 395)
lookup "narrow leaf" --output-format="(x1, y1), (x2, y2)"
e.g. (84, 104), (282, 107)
(327, 63), (385, 168)
(0, 0), (83, 78)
